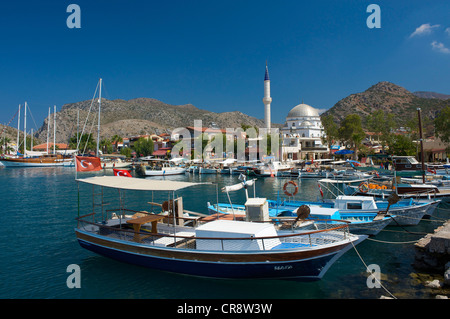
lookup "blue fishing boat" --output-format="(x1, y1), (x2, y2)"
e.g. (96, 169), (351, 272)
(268, 195), (439, 226)
(207, 178), (394, 236)
(74, 176), (365, 280)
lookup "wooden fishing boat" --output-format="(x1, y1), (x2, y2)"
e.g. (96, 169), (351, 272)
(74, 176), (365, 280)
(0, 154), (73, 167)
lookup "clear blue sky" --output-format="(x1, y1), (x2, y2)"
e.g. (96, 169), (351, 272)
(1, 0), (449, 130)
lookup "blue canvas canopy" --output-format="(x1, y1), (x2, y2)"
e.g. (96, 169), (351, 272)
(335, 149), (354, 155)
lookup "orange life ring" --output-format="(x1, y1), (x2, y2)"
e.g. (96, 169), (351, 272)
(306, 168), (312, 172)
(283, 181), (298, 197)
(359, 182), (369, 193)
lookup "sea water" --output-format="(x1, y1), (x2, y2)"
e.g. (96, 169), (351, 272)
(0, 167), (448, 299)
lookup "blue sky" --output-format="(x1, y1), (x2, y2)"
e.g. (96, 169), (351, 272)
(1, 0), (449, 130)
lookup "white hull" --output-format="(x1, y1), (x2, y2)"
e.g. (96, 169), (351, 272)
(0, 159), (72, 167)
(142, 167), (187, 176)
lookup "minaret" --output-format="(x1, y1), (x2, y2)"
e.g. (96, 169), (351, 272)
(263, 63), (272, 132)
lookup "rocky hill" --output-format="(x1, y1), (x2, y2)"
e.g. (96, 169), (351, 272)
(34, 98), (269, 144)
(322, 82), (450, 129)
(413, 91), (450, 100)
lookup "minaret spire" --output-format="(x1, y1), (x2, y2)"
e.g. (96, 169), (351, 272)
(263, 62), (272, 132)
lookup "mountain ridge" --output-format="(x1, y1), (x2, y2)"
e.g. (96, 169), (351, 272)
(322, 82), (450, 131)
(36, 98), (269, 144)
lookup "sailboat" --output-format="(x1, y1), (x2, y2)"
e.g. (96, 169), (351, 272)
(0, 103), (73, 167)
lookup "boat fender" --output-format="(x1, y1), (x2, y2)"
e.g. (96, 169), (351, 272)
(359, 181), (369, 193)
(283, 181), (298, 197)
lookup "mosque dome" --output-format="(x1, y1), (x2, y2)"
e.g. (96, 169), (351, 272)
(287, 103), (320, 118)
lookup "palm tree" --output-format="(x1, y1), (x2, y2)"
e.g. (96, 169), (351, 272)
(1, 136), (13, 154)
(111, 135), (123, 152)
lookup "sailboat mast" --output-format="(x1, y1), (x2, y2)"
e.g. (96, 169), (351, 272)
(96, 78), (102, 157)
(47, 107), (50, 154)
(77, 108), (79, 150)
(53, 105), (56, 154)
(24, 102), (27, 156)
(16, 104), (21, 155)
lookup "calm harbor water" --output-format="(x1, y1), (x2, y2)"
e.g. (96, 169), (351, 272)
(1, 166), (449, 299)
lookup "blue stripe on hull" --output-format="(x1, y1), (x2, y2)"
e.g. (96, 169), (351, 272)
(78, 239), (338, 280)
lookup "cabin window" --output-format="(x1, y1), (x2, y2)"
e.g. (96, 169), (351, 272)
(347, 202), (362, 210)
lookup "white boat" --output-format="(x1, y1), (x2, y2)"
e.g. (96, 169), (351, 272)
(136, 160), (186, 176)
(74, 176), (366, 280)
(101, 158), (131, 169)
(254, 161), (293, 177)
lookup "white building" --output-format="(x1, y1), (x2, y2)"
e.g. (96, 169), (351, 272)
(280, 103), (328, 161)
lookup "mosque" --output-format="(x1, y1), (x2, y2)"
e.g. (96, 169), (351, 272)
(263, 64), (329, 161)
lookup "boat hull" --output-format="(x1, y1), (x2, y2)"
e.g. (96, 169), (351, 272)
(76, 229), (360, 280)
(142, 168), (186, 176)
(0, 157), (71, 167)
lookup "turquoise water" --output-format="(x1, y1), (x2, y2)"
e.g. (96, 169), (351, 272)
(0, 167), (448, 299)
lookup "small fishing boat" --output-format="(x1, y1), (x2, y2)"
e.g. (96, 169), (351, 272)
(254, 161), (293, 177)
(101, 158), (131, 169)
(199, 166), (218, 174)
(207, 177), (394, 236)
(272, 195), (439, 226)
(74, 176), (365, 280)
(136, 159), (186, 176)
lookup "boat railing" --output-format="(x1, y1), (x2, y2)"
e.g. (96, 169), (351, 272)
(76, 211), (352, 251)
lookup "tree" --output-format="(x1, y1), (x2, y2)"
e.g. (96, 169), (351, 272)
(365, 110), (396, 150)
(389, 134), (416, 156)
(338, 114), (365, 159)
(134, 137), (154, 157)
(434, 106), (450, 143)
(120, 147), (132, 158)
(99, 138), (113, 154)
(1, 136), (13, 154)
(321, 114), (339, 154)
(111, 135), (123, 152)
(69, 133), (96, 153)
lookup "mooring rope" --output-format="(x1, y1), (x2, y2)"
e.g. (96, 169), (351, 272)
(366, 237), (419, 244)
(350, 239), (397, 299)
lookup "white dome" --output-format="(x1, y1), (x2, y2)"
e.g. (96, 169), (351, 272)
(287, 103), (319, 118)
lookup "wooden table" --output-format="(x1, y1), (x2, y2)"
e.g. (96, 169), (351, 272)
(126, 214), (165, 241)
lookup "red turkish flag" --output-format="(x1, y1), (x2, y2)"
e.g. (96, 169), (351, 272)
(75, 156), (102, 172)
(113, 169), (132, 177)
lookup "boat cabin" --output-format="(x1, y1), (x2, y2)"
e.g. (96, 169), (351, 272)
(334, 195), (378, 210)
(392, 156), (422, 171)
(195, 220), (281, 251)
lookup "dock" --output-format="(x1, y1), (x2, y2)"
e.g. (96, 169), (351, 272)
(414, 219), (450, 273)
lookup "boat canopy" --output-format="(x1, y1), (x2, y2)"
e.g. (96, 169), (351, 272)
(221, 179), (256, 193)
(76, 176), (208, 191)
